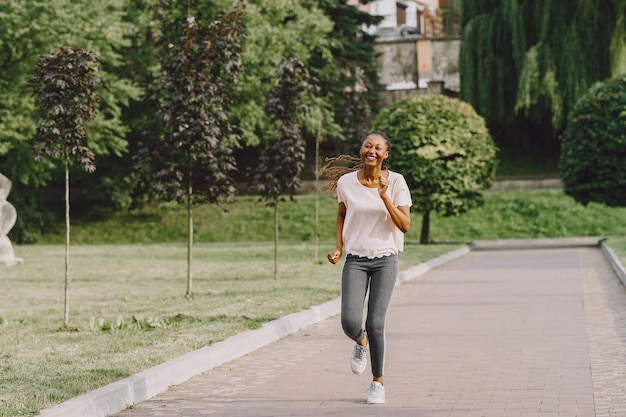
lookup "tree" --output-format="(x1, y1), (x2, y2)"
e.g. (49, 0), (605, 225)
(373, 94), (497, 243)
(250, 57), (317, 279)
(0, 0), (141, 242)
(559, 75), (626, 207)
(225, 0), (333, 147)
(311, 0), (384, 147)
(0, 0), (139, 181)
(209, 0), (383, 154)
(137, 1), (245, 296)
(30, 46), (105, 327)
(458, 0), (621, 146)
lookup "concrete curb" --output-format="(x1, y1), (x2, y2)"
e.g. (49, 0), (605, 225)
(470, 236), (603, 250)
(472, 236), (626, 291)
(396, 245), (471, 286)
(36, 247), (471, 417)
(600, 240), (626, 288)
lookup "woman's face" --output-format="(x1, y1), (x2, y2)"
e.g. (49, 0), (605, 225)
(360, 134), (389, 168)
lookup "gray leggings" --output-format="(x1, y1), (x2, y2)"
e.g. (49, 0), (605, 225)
(341, 254), (398, 377)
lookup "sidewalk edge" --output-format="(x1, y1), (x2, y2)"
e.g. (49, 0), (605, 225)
(396, 245), (471, 286)
(600, 240), (626, 288)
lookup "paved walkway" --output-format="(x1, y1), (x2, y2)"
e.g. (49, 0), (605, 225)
(104, 245), (626, 417)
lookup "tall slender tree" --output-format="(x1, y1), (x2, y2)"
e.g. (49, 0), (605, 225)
(250, 57), (317, 279)
(30, 46), (105, 327)
(138, 1), (245, 296)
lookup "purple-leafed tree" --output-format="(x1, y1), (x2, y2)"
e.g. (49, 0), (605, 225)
(138, 1), (245, 296)
(30, 45), (105, 327)
(250, 57), (317, 279)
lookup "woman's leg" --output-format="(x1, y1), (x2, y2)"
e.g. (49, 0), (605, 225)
(341, 255), (369, 343)
(365, 255), (398, 378)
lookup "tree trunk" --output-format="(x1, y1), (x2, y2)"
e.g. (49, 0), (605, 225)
(64, 156), (70, 327)
(274, 201), (279, 280)
(314, 113), (321, 263)
(186, 172), (193, 297)
(420, 210), (431, 244)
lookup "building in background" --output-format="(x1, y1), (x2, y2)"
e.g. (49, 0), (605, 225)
(353, 0), (440, 35)
(349, 0), (460, 106)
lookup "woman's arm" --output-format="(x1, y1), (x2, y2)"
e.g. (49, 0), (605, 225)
(327, 202), (346, 264)
(379, 175), (411, 233)
(382, 198), (411, 233)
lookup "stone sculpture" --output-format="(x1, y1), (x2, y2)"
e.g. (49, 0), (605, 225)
(0, 173), (24, 266)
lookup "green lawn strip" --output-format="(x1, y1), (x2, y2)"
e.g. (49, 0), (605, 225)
(606, 236), (626, 266)
(0, 242), (460, 417)
(35, 190), (626, 245)
(426, 189), (626, 241)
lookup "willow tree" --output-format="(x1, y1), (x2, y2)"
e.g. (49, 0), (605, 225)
(459, 0), (621, 145)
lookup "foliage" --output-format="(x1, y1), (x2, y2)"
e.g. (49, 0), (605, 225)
(227, 0), (332, 146)
(373, 94), (497, 243)
(251, 57), (316, 201)
(136, 1), (245, 295)
(612, 0), (626, 75)
(0, 0), (142, 243)
(2, 0), (386, 243)
(310, 0), (384, 148)
(223, 0), (382, 148)
(250, 57), (317, 279)
(459, 0), (619, 144)
(139, 2), (244, 206)
(30, 47), (104, 171)
(6, 190), (56, 244)
(0, 0), (139, 183)
(30, 45), (105, 327)
(559, 75), (626, 207)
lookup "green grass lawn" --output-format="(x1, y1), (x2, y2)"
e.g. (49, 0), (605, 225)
(4, 188), (626, 417)
(426, 189), (626, 240)
(35, 190), (626, 245)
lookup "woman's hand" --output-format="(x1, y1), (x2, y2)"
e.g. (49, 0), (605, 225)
(378, 174), (389, 197)
(327, 249), (342, 264)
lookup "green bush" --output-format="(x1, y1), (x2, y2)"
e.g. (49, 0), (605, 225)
(559, 75), (626, 207)
(373, 94), (497, 243)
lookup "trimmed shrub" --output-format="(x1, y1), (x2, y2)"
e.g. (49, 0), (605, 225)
(559, 75), (626, 207)
(374, 94), (497, 243)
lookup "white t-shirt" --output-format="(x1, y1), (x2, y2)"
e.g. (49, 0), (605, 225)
(336, 170), (412, 259)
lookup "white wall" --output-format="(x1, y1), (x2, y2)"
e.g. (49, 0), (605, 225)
(353, 0), (440, 32)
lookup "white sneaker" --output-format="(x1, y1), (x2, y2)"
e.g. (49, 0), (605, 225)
(350, 343), (367, 374)
(367, 381), (385, 404)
